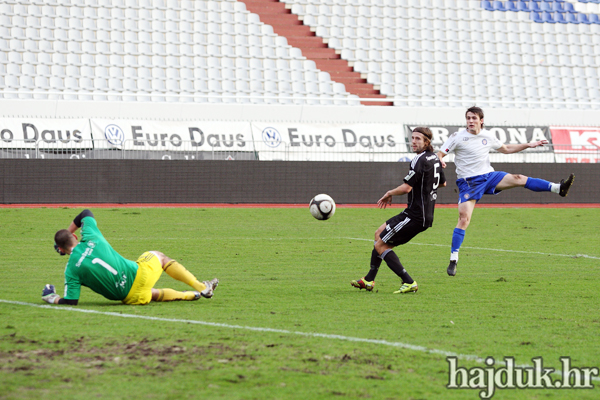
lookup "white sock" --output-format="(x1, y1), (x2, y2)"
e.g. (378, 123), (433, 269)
(550, 183), (560, 194)
(450, 252), (459, 262)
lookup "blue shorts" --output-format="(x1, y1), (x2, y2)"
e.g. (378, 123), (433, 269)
(456, 172), (508, 203)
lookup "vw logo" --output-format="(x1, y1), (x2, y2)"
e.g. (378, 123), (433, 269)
(105, 124), (125, 146)
(262, 127), (281, 148)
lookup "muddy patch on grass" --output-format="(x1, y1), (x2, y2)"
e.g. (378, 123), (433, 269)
(0, 334), (250, 375)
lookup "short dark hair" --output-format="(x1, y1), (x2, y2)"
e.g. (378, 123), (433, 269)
(466, 106), (484, 127)
(412, 126), (434, 153)
(55, 229), (75, 249)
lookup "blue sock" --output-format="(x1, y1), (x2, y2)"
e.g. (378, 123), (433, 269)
(451, 228), (466, 253)
(524, 177), (552, 192)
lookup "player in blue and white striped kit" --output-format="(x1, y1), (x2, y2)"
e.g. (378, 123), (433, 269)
(436, 107), (575, 277)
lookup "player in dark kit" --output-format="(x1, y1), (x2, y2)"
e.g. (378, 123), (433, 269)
(351, 127), (446, 294)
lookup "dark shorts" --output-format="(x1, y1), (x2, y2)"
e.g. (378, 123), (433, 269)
(456, 171), (508, 204)
(378, 213), (427, 247)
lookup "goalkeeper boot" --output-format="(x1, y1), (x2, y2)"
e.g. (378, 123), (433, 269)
(559, 173), (575, 197)
(447, 260), (457, 276)
(351, 278), (375, 291)
(187, 291), (202, 300)
(208, 278), (219, 291)
(200, 278), (219, 299)
(393, 281), (418, 294)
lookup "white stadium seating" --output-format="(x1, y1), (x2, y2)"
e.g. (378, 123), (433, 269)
(283, 0), (600, 108)
(0, 0), (599, 108)
(0, 0), (361, 105)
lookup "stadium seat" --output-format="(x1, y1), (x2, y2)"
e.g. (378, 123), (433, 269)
(555, 12), (567, 23)
(530, 11), (543, 22)
(552, 2), (565, 12)
(541, 11), (556, 22)
(506, 1), (519, 11)
(566, 12), (580, 23)
(481, 0), (494, 11)
(562, 2), (575, 13)
(516, 0), (530, 11)
(539, 1), (552, 12)
(577, 13), (591, 23)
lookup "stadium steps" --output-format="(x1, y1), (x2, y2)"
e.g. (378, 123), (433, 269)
(239, 0), (393, 106)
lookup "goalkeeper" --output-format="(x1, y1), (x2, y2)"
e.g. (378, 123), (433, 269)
(43, 209), (218, 305)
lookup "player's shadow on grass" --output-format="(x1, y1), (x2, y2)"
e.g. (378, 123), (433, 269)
(79, 301), (171, 308)
(79, 301), (133, 307)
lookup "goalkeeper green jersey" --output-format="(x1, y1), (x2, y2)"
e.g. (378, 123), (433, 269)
(63, 216), (138, 301)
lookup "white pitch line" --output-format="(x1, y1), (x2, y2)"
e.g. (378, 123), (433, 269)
(0, 299), (480, 360)
(342, 237), (600, 260)
(9, 235), (600, 260)
(1, 299), (598, 382)
(15, 236), (600, 260)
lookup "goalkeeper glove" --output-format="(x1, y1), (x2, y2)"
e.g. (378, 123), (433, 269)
(54, 243), (65, 255)
(54, 233), (78, 256)
(42, 284), (60, 304)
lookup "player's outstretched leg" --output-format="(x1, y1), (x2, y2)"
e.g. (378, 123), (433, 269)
(161, 257), (218, 298)
(559, 173), (575, 197)
(519, 173), (575, 197)
(154, 288), (202, 301)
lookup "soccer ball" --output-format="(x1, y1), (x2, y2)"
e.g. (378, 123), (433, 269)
(309, 194), (336, 220)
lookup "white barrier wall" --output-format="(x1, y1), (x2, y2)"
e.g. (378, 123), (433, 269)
(3, 100), (600, 127)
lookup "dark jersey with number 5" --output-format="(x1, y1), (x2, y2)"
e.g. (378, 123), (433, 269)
(402, 151), (446, 227)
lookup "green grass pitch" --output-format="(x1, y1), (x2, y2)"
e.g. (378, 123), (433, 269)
(0, 206), (598, 400)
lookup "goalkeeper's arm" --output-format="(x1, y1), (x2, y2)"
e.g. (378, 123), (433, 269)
(69, 209), (94, 233)
(41, 284), (78, 305)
